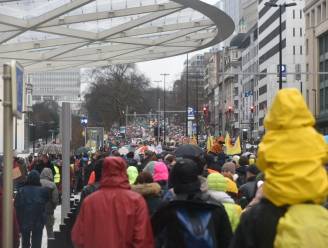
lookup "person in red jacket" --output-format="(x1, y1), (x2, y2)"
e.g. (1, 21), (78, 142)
(71, 156), (154, 248)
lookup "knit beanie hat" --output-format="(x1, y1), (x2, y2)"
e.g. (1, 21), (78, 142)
(221, 162), (236, 174)
(171, 158), (201, 195)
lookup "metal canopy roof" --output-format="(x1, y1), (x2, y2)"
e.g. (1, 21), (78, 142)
(0, 0), (234, 72)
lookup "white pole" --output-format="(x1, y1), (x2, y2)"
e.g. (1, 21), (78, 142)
(2, 63), (13, 248)
(61, 103), (71, 223)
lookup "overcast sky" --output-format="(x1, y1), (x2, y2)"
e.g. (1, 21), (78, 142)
(136, 0), (219, 89)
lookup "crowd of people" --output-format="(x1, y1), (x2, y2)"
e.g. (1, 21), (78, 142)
(72, 89), (328, 247)
(1, 89), (328, 248)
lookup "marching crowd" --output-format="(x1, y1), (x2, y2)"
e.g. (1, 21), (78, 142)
(1, 89), (328, 248)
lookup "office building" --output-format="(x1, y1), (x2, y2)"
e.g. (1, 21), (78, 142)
(305, 0), (328, 133)
(257, 0), (305, 134)
(29, 70), (82, 113)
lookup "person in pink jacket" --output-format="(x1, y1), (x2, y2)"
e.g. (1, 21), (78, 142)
(153, 162), (169, 190)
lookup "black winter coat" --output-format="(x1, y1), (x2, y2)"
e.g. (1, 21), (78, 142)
(229, 198), (288, 248)
(152, 199), (233, 248)
(239, 177), (257, 205)
(15, 185), (49, 230)
(236, 166), (248, 187)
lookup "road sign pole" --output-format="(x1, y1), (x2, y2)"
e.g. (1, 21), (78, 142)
(2, 63), (13, 248)
(61, 103), (71, 224)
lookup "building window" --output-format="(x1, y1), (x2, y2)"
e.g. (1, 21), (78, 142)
(293, 28), (295, 37)
(307, 89), (310, 106)
(259, 85), (267, 95)
(259, 101), (267, 110)
(259, 117), (264, 127)
(234, 100), (239, 109)
(320, 88), (324, 111)
(318, 5), (322, 24)
(306, 13), (310, 28)
(300, 45), (303, 55)
(300, 28), (302, 36)
(300, 10), (303, 19)
(320, 61), (325, 83)
(323, 2), (327, 20)
(293, 9), (295, 19)
(325, 60), (328, 81)
(325, 88), (328, 110)
(306, 39), (309, 55)
(311, 9), (315, 26)
(293, 46), (296, 55)
(295, 64), (301, 81)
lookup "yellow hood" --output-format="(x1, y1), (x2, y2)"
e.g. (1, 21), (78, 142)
(257, 88), (328, 206)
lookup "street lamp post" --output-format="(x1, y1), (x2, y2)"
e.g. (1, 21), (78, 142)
(153, 80), (162, 144)
(161, 73), (169, 144)
(264, 1), (297, 89)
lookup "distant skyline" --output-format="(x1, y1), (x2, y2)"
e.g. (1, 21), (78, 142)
(137, 0), (220, 89)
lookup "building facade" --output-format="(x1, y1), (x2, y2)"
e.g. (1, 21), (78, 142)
(240, 0), (258, 32)
(204, 51), (222, 134)
(305, 0), (328, 133)
(29, 70), (82, 113)
(215, 0), (242, 48)
(216, 45), (242, 137)
(240, 24), (259, 141)
(257, 0), (305, 133)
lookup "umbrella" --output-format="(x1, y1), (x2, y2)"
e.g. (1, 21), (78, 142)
(118, 147), (129, 156)
(75, 147), (91, 156)
(135, 145), (156, 155)
(38, 143), (62, 155)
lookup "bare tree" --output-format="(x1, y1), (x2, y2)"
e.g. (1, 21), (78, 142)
(84, 64), (151, 129)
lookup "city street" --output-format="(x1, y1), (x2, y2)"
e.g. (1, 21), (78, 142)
(1, 0), (328, 248)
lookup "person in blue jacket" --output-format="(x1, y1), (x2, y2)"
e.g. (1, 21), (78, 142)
(15, 170), (49, 248)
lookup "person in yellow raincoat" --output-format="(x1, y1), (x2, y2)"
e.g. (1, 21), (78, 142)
(230, 89), (328, 248)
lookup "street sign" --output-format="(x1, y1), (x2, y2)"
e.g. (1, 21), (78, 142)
(86, 127), (104, 149)
(188, 107), (195, 120)
(192, 123), (197, 134)
(80, 116), (88, 126)
(277, 64), (287, 82)
(11, 60), (24, 119)
(120, 126), (126, 134)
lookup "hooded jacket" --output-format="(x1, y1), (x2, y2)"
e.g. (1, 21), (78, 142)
(15, 170), (49, 230)
(207, 173), (242, 232)
(153, 162), (169, 182)
(257, 89), (328, 206)
(231, 89), (328, 248)
(40, 168), (59, 215)
(127, 166), (138, 184)
(71, 157), (154, 248)
(131, 182), (162, 215)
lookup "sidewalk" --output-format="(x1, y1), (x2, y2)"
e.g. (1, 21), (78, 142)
(41, 206), (62, 248)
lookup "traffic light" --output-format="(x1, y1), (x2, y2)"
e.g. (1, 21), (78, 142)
(203, 105), (208, 115)
(250, 106), (254, 113)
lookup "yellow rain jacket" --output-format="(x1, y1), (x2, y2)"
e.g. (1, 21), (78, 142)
(257, 88), (328, 206)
